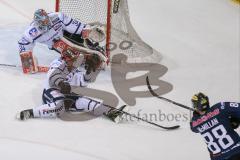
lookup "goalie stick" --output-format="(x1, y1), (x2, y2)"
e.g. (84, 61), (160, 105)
(104, 104), (180, 130)
(0, 63), (49, 73)
(146, 76), (195, 112)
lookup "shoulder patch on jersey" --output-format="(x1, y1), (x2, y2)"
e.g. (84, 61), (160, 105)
(29, 28), (38, 37)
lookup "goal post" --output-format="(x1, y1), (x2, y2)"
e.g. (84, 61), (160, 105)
(55, 0), (162, 64)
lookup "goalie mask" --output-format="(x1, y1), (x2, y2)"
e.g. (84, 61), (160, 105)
(191, 92), (210, 112)
(34, 9), (51, 32)
(62, 48), (81, 69)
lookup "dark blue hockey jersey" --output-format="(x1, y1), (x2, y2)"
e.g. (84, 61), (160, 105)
(190, 102), (240, 160)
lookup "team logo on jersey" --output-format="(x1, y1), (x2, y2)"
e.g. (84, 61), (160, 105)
(29, 28), (38, 37)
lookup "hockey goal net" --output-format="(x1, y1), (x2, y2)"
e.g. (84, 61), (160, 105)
(55, 0), (162, 63)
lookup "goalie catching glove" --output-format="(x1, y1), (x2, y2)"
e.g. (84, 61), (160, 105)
(84, 54), (101, 74)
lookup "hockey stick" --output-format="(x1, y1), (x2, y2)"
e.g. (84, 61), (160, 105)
(105, 104), (180, 130)
(0, 63), (49, 73)
(146, 76), (195, 112)
(65, 93), (179, 130)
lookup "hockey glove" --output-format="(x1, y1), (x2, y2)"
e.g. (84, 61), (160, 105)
(59, 81), (71, 94)
(85, 54), (101, 74)
(229, 116), (240, 129)
(82, 25), (106, 43)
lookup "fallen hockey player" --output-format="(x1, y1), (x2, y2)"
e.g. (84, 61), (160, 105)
(17, 47), (125, 122)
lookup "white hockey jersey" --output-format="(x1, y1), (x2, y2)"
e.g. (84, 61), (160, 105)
(18, 12), (86, 53)
(45, 58), (89, 90)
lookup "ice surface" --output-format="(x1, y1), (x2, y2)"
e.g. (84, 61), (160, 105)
(0, 0), (239, 160)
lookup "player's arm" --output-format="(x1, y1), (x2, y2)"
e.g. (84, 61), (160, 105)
(57, 13), (107, 68)
(59, 13), (105, 44)
(18, 29), (38, 74)
(47, 60), (71, 94)
(190, 112), (200, 133)
(64, 54), (101, 87)
(58, 12), (86, 36)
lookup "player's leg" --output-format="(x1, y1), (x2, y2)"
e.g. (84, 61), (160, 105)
(74, 96), (105, 115)
(17, 100), (65, 120)
(17, 88), (65, 120)
(73, 96), (127, 122)
(37, 88), (66, 118)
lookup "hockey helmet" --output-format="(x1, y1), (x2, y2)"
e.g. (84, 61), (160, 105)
(191, 92), (210, 111)
(62, 47), (81, 68)
(62, 47), (77, 61)
(34, 9), (51, 32)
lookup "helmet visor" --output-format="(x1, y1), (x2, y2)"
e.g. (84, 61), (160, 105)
(192, 95), (209, 110)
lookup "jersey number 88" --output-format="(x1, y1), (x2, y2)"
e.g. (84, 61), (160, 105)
(202, 125), (234, 154)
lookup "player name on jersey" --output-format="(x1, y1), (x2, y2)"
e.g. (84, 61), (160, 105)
(197, 118), (219, 133)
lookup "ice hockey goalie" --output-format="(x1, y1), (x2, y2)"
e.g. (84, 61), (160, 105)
(18, 9), (107, 74)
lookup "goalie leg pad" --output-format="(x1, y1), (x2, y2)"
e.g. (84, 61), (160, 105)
(20, 51), (38, 74)
(52, 39), (82, 56)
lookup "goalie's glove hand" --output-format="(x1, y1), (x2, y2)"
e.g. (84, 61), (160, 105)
(85, 54), (101, 74)
(82, 24), (106, 43)
(59, 81), (71, 94)
(229, 116), (240, 129)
